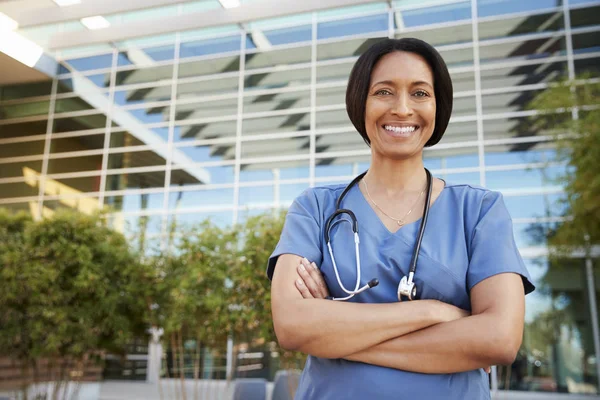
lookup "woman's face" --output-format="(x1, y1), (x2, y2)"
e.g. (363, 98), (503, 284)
(364, 51), (436, 161)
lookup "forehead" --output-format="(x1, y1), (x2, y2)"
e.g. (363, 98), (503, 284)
(370, 51), (434, 86)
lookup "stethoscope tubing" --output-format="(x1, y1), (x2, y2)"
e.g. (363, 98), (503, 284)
(325, 168), (432, 301)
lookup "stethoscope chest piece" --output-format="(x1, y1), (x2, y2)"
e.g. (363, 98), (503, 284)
(397, 273), (417, 301)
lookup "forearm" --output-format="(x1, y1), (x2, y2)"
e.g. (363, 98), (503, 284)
(346, 312), (520, 373)
(274, 298), (446, 359)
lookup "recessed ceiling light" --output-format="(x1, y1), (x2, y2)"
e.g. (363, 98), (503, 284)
(81, 16), (110, 30)
(53, 0), (81, 6)
(0, 12), (19, 31)
(218, 0), (241, 9)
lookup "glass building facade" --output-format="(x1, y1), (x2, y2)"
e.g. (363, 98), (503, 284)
(1, 0), (599, 396)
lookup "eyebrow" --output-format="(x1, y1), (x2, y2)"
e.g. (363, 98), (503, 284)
(371, 80), (434, 89)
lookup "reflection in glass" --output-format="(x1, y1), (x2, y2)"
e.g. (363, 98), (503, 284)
(241, 135), (310, 159)
(177, 76), (238, 100)
(55, 97), (96, 113)
(1, 140), (45, 158)
(169, 188), (234, 209)
(115, 64), (173, 86)
(570, 5), (600, 29)
(503, 193), (567, 219)
(315, 154), (370, 178)
(50, 134), (105, 154)
(0, 80), (53, 101)
(0, 100), (50, 120)
(0, 160), (43, 179)
(483, 114), (567, 141)
(317, 62), (353, 83)
(574, 57), (600, 76)
(485, 143), (559, 166)
(263, 25), (312, 46)
(482, 89), (544, 115)
(317, 36), (386, 62)
(398, 1), (470, 28)
(244, 90), (310, 114)
(245, 45), (311, 70)
(502, 258), (599, 394)
(48, 155), (102, 174)
(180, 35), (240, 59)
(168, 210), (233, 229)
(572, 31), (600, 55)
(315, 108), (351, 130)
(178, 56), (240, 80)
(478, 11), (564, 41)
(480, 61), (568, 90)
(479, 37), (567, 64)
(316, 86), (345, 107)
(442, 120), (478, 143)
(317, 13), (388, 40)
(116, 214), (162, 237)
(437, 45), (474, 68)
(478, 0), (560, 18)
(108, 150), (167, 169)
(242, 112), (310, 136)
(174, 141), (234, 163)
(0, 120), (48, 140)
(64, 53), (114, 72)
(125, 104), (171, 125)
(453, 95), (477, 117)
(57, 75), (111, 95)
(245, 68), (311, 91)
(113, 84), (172, 107)
(176, 97), (237, 121)
(424, 146), (479, 169)
(174, 118), (237, 142)
(170, 165), (234, 186)
(106, 170), (166, 191)
(52, 113), (108, 134)
(105, 192), (165, 212)
(485, 165), (567, 190)
(316, 131), (366, 154)
(239, 160), (310, 182)
(0, 181), (39, 198)
(396, 22), (472, 47)
(239, 185), (274, 206)
(44, 175), (101, 194)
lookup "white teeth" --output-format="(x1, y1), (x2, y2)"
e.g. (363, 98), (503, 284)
(384, 125), (417, 133)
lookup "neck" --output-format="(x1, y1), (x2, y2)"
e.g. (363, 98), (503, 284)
(364, 155), (426, 195)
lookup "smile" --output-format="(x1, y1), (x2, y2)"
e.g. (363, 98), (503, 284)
(382, 124), (419, 136)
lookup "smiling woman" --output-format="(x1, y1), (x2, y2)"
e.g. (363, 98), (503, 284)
(267, 38), (535, 400)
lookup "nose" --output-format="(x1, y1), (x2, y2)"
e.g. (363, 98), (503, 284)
(391, 93), (413, 117)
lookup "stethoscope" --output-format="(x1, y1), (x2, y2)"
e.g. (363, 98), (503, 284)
(324, 168), (433, 301)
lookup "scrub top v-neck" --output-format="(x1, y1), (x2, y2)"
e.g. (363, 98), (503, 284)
(267, 181), (534, 400)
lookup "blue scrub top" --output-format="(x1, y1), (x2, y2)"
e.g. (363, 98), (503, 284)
(267, 181), (535, 400)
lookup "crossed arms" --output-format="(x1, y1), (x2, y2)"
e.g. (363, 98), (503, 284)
(270, 254), (526, 374)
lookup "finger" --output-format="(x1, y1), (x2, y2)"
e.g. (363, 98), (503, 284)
(297, 259), (321, 298)
(484, 366), (491, 374)
(309, 262), (330, 298)
(295, 278), (313, 299)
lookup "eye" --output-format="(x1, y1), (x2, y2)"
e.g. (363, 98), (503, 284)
(414, 90), (430, 97)
(374, 89), (393, 96)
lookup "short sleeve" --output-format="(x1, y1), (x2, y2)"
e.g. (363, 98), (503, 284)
(266, 189), (323, 280)
(467, 191), (535, 294)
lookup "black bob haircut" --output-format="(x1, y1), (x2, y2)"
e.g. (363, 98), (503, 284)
(346, 38), (453, 148)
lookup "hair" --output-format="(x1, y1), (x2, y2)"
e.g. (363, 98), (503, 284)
(345, 38), (453, 147)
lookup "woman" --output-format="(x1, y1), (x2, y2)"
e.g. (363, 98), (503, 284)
(267, 38), (534, 399)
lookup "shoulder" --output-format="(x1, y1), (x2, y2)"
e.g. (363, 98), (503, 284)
(289, 183), (348, 218)
(442, 182), (509, 226)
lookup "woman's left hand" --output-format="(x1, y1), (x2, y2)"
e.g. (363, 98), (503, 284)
(295, 257), (330, 299)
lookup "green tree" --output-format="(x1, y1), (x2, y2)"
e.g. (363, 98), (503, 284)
(528, 76), (600, 255)
(0, 209), (154, 400)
